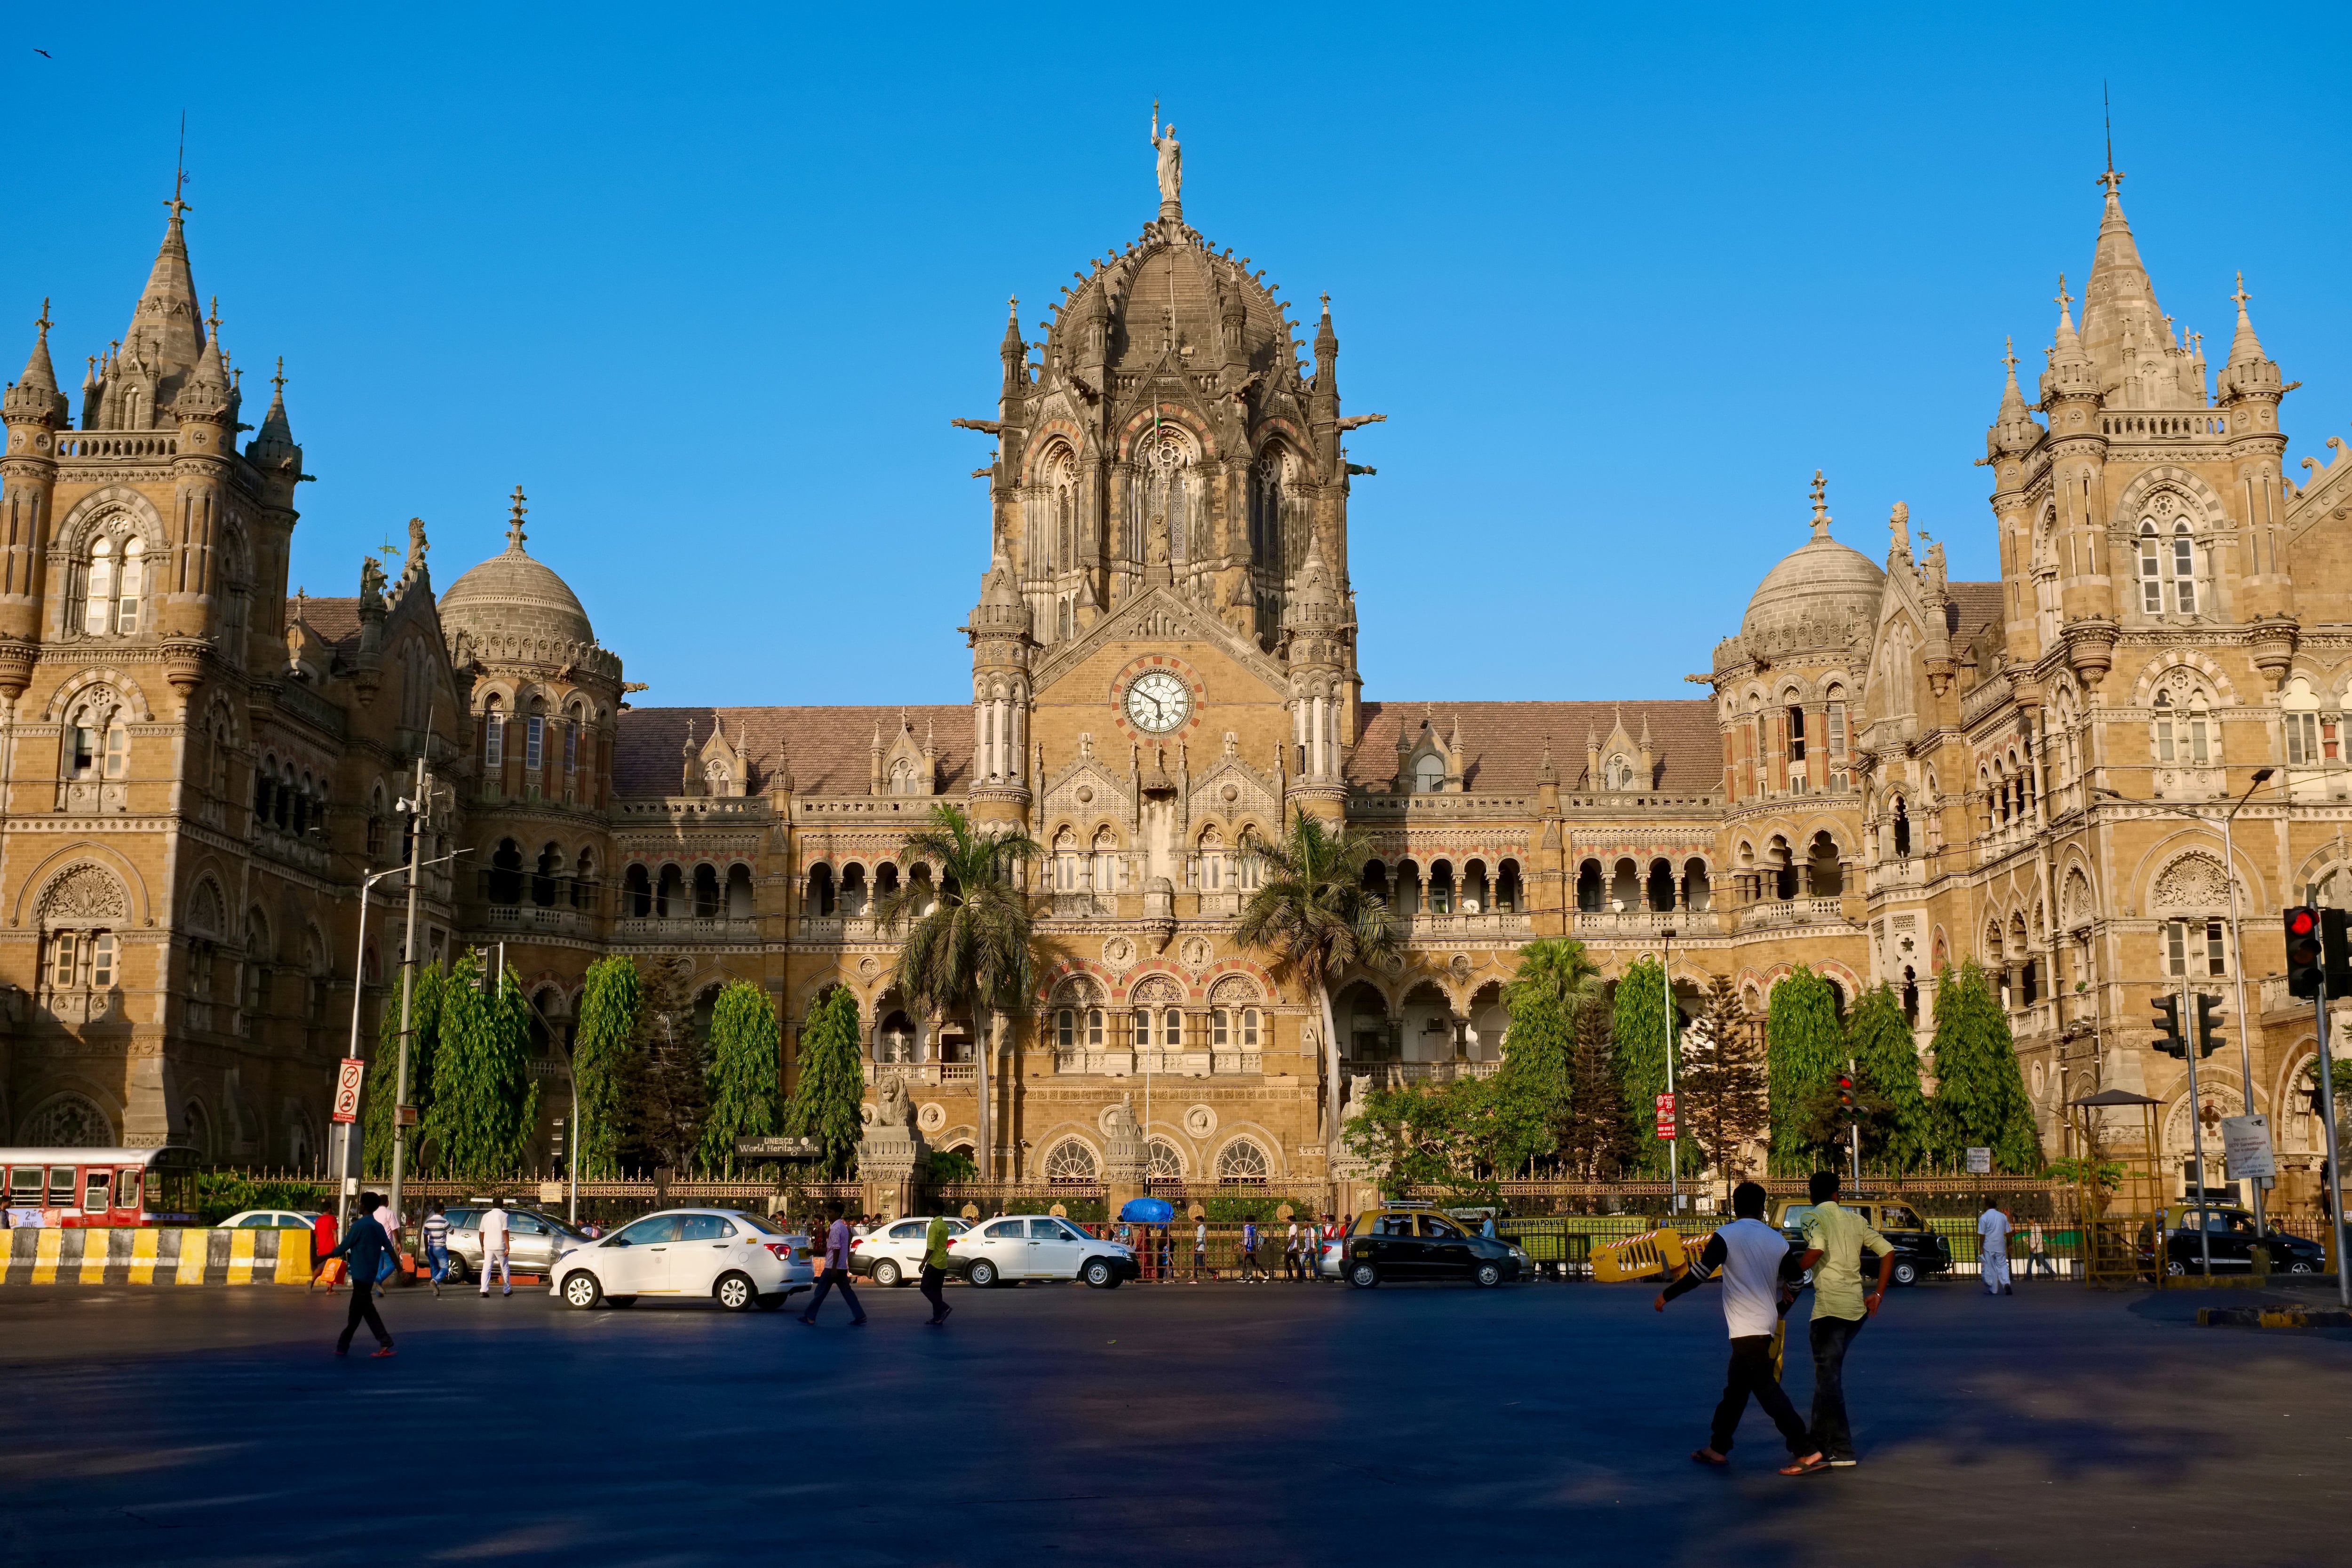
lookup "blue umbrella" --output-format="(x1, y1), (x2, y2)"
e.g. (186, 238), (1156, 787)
(1119, 1196), (1175, 1225)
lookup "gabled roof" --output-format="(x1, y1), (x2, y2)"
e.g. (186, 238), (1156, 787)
(613, 705), (974, 798)
(1346, 700), (1719, 795)
(1945, 581), (2002, 641)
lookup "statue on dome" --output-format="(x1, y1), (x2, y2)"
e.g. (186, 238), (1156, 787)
(1151, 104), (1182, 207)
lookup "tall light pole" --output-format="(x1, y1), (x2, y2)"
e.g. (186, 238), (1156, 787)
(2097, 769), (2275, 1231)
(1661, 927), (1679, 1212)
(340, 865), (405, 1233)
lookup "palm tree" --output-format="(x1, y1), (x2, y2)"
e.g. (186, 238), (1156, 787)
(874, 803), (1042, 1181)
(1236, 807), (1396, 1173)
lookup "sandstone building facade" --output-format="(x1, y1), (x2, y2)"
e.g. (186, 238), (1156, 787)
(3, 154), (2344, 1204)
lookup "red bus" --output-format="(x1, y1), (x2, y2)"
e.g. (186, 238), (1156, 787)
(0, 1146), (202, 1227)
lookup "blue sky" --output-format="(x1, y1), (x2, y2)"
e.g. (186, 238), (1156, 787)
(7, 6), (2350, 707)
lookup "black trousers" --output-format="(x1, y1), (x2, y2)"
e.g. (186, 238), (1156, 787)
(800, 1266), (864, 1322)
(1807, 1314), (1866, 1460)
(1710, 1334), (1811, 1456)
(919, 1263), (947, 1320)
(338, 1283), (390, 1352)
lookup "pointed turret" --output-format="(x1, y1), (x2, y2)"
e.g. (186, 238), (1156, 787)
(2043, 274), (2098, 401)
(2216, 271), (2285, 413)
(1988, 336), (2040, 457)
(999, 296), (1025, 397)
(2078, 168), (2165, 390)
(248, 356), (301, 471)
(123, 198), (207, 412)
(177, 301), (232, 424)
(2224, 271), (2270, 369)
(3, 300), (66, 427)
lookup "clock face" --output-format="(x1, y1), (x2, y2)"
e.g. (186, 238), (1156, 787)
(1124, 670), (1192, 733)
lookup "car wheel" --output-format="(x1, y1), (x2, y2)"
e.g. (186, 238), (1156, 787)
(444, 1258), (469, 1285)
(1348, 1261), (1379, 1289)
(1082, 1258), (1116, 1288)
(872, 1259), (902, 1288)
(2288, 1260), (2315, 1275)
(968, 1258), (1001, 1288)
(1473, 1261), (1502, 1288)
(1891, 1260), (1919, 1287)
(714, 1272), (757, 1312)
(2165, 1259), (2187, 1277)
(561, 1272), (603, 1310)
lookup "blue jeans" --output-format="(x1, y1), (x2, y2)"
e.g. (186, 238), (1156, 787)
(427, 1243), (450, 1284)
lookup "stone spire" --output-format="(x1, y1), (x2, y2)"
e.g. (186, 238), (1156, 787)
(1988, 336), (2039, 456)
(2224, 271), (2268, 367)
(178, 297), (232, 421)
(2078, 168), (2165, 390)
(1807, 470), (1833, 541)
(248, 356), (299, 469)
(2, 300), (64, 426)
(506, 485), (530, 552)
(2217, 271), (2283, 403)
(2044, 273), (2097, 400)
(122, 198), (206, 405)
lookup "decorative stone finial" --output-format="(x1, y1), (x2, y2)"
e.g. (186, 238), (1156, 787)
(507, 486), (528, 551)
(1808, 470), (1832, 541)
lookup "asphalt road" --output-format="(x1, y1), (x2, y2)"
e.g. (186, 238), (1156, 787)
(0, 1274), (2344, 1568)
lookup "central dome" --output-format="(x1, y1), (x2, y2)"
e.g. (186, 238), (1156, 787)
(1740, 533), (1884, 643)
(440, 532), (595, 647)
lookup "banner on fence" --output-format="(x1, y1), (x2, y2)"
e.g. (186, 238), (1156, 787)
(1654, 1092), (1677, 1140)
(331, 1058), (365, 1123)
(1965, 1147), (1991, 1174)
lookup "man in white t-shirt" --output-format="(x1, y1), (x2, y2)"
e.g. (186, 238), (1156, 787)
(1978, 1199), (2012, 1296)
(1656, 1181), (1822, 1473)
(478, 1199), (512, 1297)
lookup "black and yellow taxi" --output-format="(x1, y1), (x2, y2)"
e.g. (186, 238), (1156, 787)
(1323, 1202), (1530, 1288)
(1771, 1197), (1952, 1287)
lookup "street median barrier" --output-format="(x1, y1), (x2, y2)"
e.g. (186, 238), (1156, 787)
(0, 1226), (312, 1286)
(2197, 1305), (2352, 1329)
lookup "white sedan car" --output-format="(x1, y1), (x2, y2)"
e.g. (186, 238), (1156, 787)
(850, 1215), (969, 1286)
(553, 1208), (815, 1311)
(951, 1215), (1138, 1288)
(215, 1209), (321, 1231)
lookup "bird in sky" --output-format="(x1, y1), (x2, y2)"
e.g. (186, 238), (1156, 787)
(33, 48), (51, 57)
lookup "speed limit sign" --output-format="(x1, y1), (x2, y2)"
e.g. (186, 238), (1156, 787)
(332, 1057), (366, 1123)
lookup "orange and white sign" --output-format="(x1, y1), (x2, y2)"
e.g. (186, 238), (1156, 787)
(332, 1057), (366, 1123)
(1654, 1091), (1677, 1140)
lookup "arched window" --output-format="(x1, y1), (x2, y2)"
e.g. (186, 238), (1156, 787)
(2172, 521), (2197, 614)
(533, 843), (563, 907)
(488, 839), (524, 905)
(482, 694), (505, 769)
(804, 863), (834, 916)
(1198, 826), (1226, 891)
(1891, 796), (1911, 858)
(692, 862), (722, 917)
(624, 863), (652, 917)
(2138, 521), (2163, 613)
(573, 849), (598, 909)
(84, 537), (114, 634)
(2153, 691), (2176, 763)
(1607, 754), (1635, 790)
(1042, 1139), (1099, 1185)
(1091, 827), (1120, 893)
(1576, 859), (1602, 911)
(1414, 753), (1446, 793)
(1216, 1138), (1270, 1185)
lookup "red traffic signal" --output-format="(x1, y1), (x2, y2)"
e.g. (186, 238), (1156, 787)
(1836, 1073), (1855, 1110)
(2286, 907), (2324, 999)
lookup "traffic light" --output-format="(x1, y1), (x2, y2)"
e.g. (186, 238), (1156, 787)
(2325, 907), (2352, 1000)
(2193, 993), (2225, 1060)
(2286, 907), (2324, 998)
(1837, 1072), (1855, 1112)
(2152, 994), (2185, 1059)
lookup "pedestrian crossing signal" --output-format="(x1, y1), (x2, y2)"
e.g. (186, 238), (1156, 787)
(2285, 907), (2323, 998)
(2152, 994), (2185, 1059)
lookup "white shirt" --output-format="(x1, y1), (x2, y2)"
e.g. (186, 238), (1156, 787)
(1194, 1223), (1207, 1248)
(1712, 1218), (1791, 1339)
(1977, 1209), (2011, 1255)
(373, 1205), (397, 1241)
(481, 1208), (510, 1254)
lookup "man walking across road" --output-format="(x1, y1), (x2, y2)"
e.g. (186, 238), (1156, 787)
(1193, 1217), (1208, 1281)
(2026, 1219), (2052, 1279)
(1241, 1216), (1261, 1282)
(1654, 1180), (1820, 1474)
(1978, 1196), (2013, 1296)
(420, 1202), (451, 1297)
(313, 1192), (397, 1357)
(919, 1211), (953, 1327)
(478, 1198), (513, 1297)
(798, 1202), (867, 1327)
(1795, 1170), (1893, 1468)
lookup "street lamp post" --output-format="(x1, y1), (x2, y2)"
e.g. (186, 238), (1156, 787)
(340, 865), (407, 1234)
(2096, 770), (2276, 1233)
(1662, 928), (1679, 1212)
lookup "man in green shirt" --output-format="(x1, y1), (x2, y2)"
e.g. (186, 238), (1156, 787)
(921, 1213), (954, 1327)
(1797, 1169), (1894, 1468)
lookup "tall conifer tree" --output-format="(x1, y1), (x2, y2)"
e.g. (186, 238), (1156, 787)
(699, 980), (782, 1175)
(1766, 965), (1844, 1167)
(1611, 956), (1674, 1175)
(1928, 960), (2042, 1170)
(1846, 981), (1933, 1171)
(785, 986), (866, 1178)
(427, 951), (539, 1180)
(1680, 974), (1769, 1180)
(572, 955), (641, 1179)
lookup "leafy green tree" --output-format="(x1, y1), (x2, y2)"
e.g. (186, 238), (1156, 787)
(1611, 956), (1675, 1175)
(699, 981), (782, 1175)
(1845, 982), (1933, 1171)
(1236, 807), (1396, 1165)
(784, 986), (866, 1178)
(1766, 965), (1844, 1167)
(1928, 960), (2042, 1171)
(571, 955), (641, 1178)
(620, 959), (707, 1175)
(427, 950), (540, 1180)
(1561, 993), (1637, 1179)
(1679, 974), (1768, 1181)
(875, 803), (1041, 1179)
(1342, 1078), (1495, 1199)
(1494, 938), (1600, 1171)
(362, 961), (443, 1176)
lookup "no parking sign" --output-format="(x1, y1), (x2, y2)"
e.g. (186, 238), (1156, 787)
(332, 1057), (365, 1123)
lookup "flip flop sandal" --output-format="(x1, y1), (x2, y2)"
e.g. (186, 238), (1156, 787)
(1690, 1449), (1729, 1466)
(1780, 1457), (1832, 1476)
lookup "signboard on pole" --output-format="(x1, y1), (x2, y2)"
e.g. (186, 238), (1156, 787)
(1965, 1146), (1992, 1175)
(1653, 1092), (1677, 1141)
(734, 1136), (823, 1160)
(331, 1058), (365, 1123)
(2220, 1114), (2276, 1180)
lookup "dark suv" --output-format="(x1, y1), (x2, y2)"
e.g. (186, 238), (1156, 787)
(1774, 1199), (1952, 1287)
(1330, 1205), (1529, 1288)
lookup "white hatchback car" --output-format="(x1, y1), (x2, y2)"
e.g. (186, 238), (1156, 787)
(553, 1208), (815, 1311)
(952, 1214), (1138, 1289)
(850, 1215), (969, 1287)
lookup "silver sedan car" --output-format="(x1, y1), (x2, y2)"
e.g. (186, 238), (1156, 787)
(439, 1204), (593, 1282)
